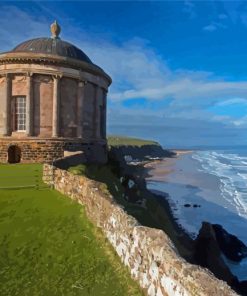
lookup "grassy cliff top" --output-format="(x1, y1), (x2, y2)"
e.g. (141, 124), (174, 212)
(107, 136), (159, 147)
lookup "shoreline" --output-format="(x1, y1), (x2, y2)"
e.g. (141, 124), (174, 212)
(141, 152), (195, 260)
(142, 151), (247, 284)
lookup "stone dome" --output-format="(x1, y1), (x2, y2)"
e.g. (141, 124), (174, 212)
(12, 37), (93, 64)
(10, 21), (92, 64)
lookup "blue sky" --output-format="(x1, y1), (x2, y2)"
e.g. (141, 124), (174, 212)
(1, 1), (247, 148)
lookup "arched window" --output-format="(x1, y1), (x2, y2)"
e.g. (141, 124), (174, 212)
(8, 145), (21, 163)
(12, 96), (26, 131)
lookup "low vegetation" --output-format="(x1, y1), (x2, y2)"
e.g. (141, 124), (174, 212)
(0, 164), (143, 296)
(68, 162), (160, 227)
(68, 157), (192, 259)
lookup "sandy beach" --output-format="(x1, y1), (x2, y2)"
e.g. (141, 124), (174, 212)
(144, 150), (192, 182)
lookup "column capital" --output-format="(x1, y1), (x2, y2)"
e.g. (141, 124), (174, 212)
(26, 72), (33, 77)
(0, 73), (11, 79)
(2, 73), (11, 80)
(52, 74), (62, 80)
(78, 80), (86, 87)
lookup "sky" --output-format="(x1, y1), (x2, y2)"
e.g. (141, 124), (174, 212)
(0, 1), (247, 148)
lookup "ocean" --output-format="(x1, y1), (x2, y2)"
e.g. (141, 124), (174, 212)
(146, 148), (247, 280)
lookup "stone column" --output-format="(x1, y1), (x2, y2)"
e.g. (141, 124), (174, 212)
(52, 76), (60, 138)
(2, 74), (11, 136)
(93, 85), (100, 139)
(102, 90), (107, 139)
(26, 73), (33, 136)
(77, 81), (85, 138)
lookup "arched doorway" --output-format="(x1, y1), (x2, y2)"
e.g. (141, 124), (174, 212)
(8, 145), (21, 164)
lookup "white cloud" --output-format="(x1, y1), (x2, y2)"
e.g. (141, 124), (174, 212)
(233, 116), (247, 127)
(216, 98), (247, 106)
(183, 0), (196, 19)
(218, 14), (228, 20)
(203, 21), (227, 32)
(0, 6), (49, 51)
(203, 24), (217, 32)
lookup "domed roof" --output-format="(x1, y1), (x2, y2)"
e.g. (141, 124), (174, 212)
(0, 21), (112, 85)
(12, 37), (93, 64)
(11, 21), (92, 64)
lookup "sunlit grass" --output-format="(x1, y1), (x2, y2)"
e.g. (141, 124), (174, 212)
(0, 164), (143, 296)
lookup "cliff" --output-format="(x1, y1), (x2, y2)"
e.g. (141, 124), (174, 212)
(108, 136), (175, 162)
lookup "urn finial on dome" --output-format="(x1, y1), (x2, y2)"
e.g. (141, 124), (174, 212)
(50, 20), (61, 39)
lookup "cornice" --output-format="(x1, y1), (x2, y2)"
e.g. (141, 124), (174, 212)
(0, 52), (112, 86)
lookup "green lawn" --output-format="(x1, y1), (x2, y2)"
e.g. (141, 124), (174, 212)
(107, 136), (159, 147)
(0, 164), (142, 296)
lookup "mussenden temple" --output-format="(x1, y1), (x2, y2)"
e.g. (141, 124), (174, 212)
(0, 21), (111, 164)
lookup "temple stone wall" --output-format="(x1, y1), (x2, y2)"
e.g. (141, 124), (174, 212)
(60, 77), (77, 138)
(0, 72), (105, 140)
(12, 74), (27, 96)
(0, 77), (5, 133)
(96, 86), (103, 139)
(33, 74), (53, 137)
(83, 82), (95, 139)
(0, 139), (107, 163)
(98, 88), (107, 139)
(43, 164), (237, 296)
(0, 140), (64, 163)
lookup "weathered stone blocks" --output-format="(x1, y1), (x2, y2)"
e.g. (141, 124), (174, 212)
(43, 164), (238, 296)
(0, 138), (107, 163)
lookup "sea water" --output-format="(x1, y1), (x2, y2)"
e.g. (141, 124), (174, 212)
(192, 149), (247, 219)
(146, 148), (247, 280)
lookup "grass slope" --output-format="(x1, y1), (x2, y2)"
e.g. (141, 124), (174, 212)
(0, 164), (142, 296)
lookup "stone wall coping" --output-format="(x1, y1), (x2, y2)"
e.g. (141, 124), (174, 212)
(43, 163), (238, 296)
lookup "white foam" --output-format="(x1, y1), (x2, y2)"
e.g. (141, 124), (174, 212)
(193, 151), (247, 219)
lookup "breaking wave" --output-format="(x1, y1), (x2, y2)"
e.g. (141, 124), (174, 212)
(192, 150), (247, 219)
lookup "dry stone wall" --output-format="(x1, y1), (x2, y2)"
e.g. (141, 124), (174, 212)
(43, 164), (238, 296)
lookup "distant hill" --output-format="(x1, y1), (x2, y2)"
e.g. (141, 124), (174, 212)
(107, 136), (159, 147)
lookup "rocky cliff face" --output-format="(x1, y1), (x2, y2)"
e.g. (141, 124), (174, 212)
(109, 144), (175, 163)
(194, 222), (247, 295)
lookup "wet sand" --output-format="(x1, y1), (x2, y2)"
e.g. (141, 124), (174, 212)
(141, 151), (195, 260)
